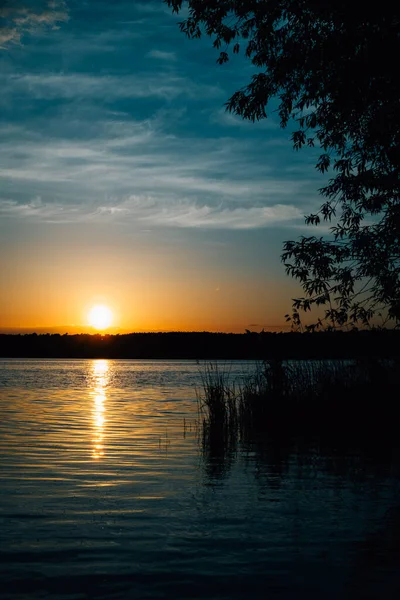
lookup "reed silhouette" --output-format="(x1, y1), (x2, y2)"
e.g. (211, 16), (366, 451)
(198, 358), (400, 454)
(199, 358), (400, 499)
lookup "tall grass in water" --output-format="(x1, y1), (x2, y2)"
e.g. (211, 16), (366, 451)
(197, 362), (237, 425)
(196, 362), (239, 468)
(198, 359), (400, 447)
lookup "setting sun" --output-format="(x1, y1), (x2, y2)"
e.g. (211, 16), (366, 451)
(88, 305), (113, 330)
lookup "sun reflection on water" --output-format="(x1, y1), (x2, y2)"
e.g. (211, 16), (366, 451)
(91, 360), (109, 459)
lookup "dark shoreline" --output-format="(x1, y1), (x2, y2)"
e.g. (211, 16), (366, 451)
(1, 330), (398, 359)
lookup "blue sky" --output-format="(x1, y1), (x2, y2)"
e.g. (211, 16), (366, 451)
(0, 1), (325, 332)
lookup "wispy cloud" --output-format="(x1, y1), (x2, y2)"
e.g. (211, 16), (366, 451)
(0, 118), (310, 206)
(2, 72), (222, 102)
(0, 1), (69, 48)
(133, 2), (165, 14)
(147, 49), (176, 61)
(0, 2), (323, 235)
(135, 201), (303, 229)
(0, 109), (314, 230)
(0, 195), (303, 229)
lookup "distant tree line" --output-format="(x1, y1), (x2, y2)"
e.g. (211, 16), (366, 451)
(0, 330), (398, 359)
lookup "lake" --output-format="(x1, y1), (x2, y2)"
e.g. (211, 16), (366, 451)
(1, 359), (399, 600)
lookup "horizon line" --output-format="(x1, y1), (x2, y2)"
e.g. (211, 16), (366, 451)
(0, 326), (289, 335)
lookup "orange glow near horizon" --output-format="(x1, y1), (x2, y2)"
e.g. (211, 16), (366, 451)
(0, 284), (295, 333)
(0, 239), (297, 333)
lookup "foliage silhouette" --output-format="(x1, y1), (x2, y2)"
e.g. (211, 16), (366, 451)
(166, 0), (400, 328)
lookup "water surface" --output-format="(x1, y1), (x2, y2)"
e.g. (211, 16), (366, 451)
(1, 359), (399, 599)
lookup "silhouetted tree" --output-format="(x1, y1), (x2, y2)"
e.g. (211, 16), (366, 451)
(166, 1), (400, 328)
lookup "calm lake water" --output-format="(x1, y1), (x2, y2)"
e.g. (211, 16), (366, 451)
(1, 359), (399, 600)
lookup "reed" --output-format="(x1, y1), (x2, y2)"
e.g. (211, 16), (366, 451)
(197, 358), (399, 445)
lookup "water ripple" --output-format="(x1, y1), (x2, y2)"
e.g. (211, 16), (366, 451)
(1, 359), (399, 599)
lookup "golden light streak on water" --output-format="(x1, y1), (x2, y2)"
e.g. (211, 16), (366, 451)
(91, 360), (109, 460)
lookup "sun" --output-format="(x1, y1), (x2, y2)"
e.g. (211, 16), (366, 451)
(88, 305), (113, 330)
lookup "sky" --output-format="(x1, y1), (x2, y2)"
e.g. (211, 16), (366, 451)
(0, 0), (325, 333)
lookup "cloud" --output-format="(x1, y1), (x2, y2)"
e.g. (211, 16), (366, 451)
(0, 109), (319, 232)
(0, 1), (69, 48)
(2, 72), (221, 102)
(133, 201), (303, 229)
(147, 49), (177, 61)
(133, 2), (164, 14)
(0, 119), (306, 201)
(0, 28), (19, 48)
(0, 197), (81, 222)
(0, 195), (303, 229)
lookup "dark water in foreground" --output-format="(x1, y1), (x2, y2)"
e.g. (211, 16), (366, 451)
(0, 359), (399, 600)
